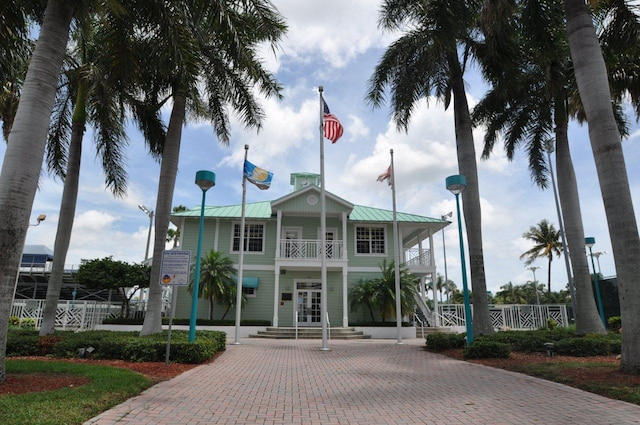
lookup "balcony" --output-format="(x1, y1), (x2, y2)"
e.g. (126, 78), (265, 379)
(278, 239), (344, 260)
(403, 248), (433, 275)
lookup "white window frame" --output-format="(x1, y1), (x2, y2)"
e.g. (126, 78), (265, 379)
(354, 225), (387, 256)
(242, 287), (257, 298)
(231, 221), (266, 253)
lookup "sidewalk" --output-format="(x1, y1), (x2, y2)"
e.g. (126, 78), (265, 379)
(85, 338), (640, 425)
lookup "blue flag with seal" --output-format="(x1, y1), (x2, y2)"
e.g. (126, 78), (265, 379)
(244, 160), (273, 190)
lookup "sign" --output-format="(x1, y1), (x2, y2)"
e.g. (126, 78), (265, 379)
(159, 250), (191, 286)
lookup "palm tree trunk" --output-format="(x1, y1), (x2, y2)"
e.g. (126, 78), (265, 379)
(0, 0), (72, 383)
(554, 117), (605, 333)
(40, 84), (87, 336)
(140, 92), (186, 336)
(450, 57), (493, 336)
(564, 0), (640, 370)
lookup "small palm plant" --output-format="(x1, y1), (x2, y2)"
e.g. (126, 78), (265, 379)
(188, 250), (237, 320)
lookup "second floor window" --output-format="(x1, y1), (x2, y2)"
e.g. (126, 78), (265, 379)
(232, 223), (265, 252)
(355, 226), (385, 254)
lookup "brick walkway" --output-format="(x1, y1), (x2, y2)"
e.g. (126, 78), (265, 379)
(85, 338), (640, 425)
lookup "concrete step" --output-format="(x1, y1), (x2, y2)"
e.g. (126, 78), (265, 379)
(249, 327), (371, 339)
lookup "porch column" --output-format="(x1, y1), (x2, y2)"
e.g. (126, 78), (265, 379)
(342, 211), (348, 327)
(275, 210), (282, 258)
(273, 266), (280, 327)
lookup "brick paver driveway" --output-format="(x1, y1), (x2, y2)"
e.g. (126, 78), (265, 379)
(85, 338), (640, 425)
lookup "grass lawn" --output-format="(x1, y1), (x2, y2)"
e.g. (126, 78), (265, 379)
(1, 360), (154, 425)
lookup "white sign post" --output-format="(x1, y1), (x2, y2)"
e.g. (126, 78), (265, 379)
(161, 250), (191, 366)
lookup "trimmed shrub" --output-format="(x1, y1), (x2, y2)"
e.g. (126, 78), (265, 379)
(554, 334), (620, 357)
(7, 329), (226, 364)
(463, 340), (510, 359)
(425, 332), (466, 351)
(608, 316), (622, 333)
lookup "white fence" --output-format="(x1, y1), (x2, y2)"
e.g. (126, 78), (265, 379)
(437, 304), (569, 330)
(11, 300), (122, 331)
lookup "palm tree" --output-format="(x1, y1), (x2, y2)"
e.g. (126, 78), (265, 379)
(520, 220), (563, 302)
(366, 0), (494, 336)
(564, 0), (640, 372)
(494, 282), (527, 305)
(39, 17), (137, 336)
(472, 0), (606, 333)
(372, 260), (419, 321)
(140, 0), (286, 336)
(188, 250), (237, 320)
(0, 0), (74, 383)
(349, 279), (379, 322)
(166, 205), (188, 248)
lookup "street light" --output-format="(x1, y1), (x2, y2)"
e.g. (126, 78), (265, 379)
(29, 214), (47, 226)
(592, 251), (607, 275)
(189, 170), (216, 343)
(138, 205), (154, 261)
(585, 237), (606, 327)
(441, 212), (452, 303)
(526, 266), (541, 305)
(446, 175), (473, 346)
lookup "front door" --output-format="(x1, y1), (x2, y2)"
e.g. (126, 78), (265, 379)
(296, 282), (322, 326)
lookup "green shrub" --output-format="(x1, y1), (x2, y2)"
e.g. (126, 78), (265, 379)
(7, 328), (226, 364)
(546, 318), (559, 330)
(8, 316), (21, 327)
(425, 332), (466, 351)
(554, 334), (620, 356)
(608, 316), (622, 333)
(463, 340), (511, 359)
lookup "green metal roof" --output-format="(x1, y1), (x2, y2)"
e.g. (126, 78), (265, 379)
(349, 205), (443, 223)
(173, 201), (273, 219)
(173, 201), (442, 224)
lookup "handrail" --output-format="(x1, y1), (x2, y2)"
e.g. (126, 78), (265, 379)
(326, 313), (330, 341)
(295, 311), (298, 340)
(414, 313), (424, 339)
(278, 239), (343, 260)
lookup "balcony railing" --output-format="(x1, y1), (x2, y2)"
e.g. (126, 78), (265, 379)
(403, 249), (432, 267)
(278, 239), (344, 260)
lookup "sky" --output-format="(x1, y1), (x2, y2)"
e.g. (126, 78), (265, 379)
(6, 0), (640, 297)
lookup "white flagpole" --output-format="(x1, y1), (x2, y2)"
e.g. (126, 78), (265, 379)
(319, 86), (329, 351)
(233, 144), (249, 345)
(390, 149), (403, 344)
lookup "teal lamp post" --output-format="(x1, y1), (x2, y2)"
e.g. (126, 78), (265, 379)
(446, 175), (473, 346)
(189, 170), (216, 342)
(585, 237), (606, 328)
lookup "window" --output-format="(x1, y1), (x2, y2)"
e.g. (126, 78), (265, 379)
(242, 287), (257, 297)
(232, 223), (265, 252)
(355, 226), (385, 254)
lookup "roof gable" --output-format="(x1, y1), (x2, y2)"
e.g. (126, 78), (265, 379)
(270, 186), (354, 215)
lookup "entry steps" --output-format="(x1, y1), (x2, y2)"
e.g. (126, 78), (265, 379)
(249, 327), (371, 339)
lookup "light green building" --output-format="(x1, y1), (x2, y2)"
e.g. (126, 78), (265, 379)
(170, 173), (448, 328)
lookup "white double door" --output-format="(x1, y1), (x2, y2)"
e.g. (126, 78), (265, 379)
(296, 281), (322, 326)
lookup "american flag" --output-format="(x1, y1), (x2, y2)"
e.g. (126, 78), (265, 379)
(377, 165), (392, 186)
(323, 99), (344, 143)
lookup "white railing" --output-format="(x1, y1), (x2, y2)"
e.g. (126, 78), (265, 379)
(10, 300), (121, 331)
(279, 239), (344, 260)
(403, 249), (432, 267)
(434, 304), (569, 330)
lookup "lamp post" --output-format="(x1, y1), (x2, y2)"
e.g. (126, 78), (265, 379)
(526, 266), (541, 305)
(592, 251), (607, 275)
(138, 205), (154, 261)
(446, 175), (473, 346)
(442, 212), (452, 303)
(29, 214), (47, 227)
(189, 170), (216, 342)
(585, 237), (606, 328)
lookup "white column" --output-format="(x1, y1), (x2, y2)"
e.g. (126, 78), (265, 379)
(275, 210), (282, 258)
(273, 266), (280, 327)
(342, 211), (348, 327)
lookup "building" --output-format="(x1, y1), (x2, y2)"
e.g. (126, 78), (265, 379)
(170, 173), (448, 328)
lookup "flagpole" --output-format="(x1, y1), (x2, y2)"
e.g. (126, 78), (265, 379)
(233, 145), (249, 345)
(319, 86), (329, 351)
(390, 149), (403, 344)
